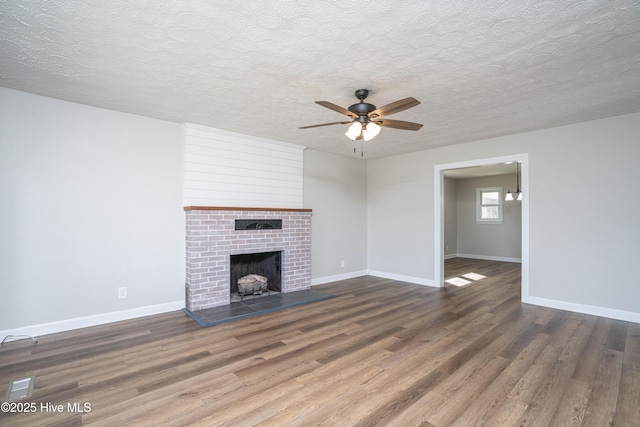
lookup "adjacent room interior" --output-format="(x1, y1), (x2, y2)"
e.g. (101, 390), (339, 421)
(442, 162), (523, 288)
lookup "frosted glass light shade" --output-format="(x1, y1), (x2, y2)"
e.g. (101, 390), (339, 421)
(362, 122), (381, 141)
(505, 191), (514, 201)
(345, 122), (362, 140)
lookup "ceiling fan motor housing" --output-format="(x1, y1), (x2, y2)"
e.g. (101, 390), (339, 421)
(349, 104), (376, 119)
(348, 89), (376, 120)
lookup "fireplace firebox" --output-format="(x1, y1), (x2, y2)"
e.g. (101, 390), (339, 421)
(230, 251), (282, 294)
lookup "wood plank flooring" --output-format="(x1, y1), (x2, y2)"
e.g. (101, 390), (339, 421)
(1, 258), (638, 426)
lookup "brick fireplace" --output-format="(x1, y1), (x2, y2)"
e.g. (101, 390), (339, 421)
(184, 207), (312, 311)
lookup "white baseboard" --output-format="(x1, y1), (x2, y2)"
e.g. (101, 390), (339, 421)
(523, 295), (640, 324)
(455, 253), (522, 263)
(0, 300), (184, 341)
(311, 270), (369, 286)
(368, 270), (439, 288)
(444, 253), (457, 260)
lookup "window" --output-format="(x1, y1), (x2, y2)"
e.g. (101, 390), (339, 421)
(476, 187), (503, 224)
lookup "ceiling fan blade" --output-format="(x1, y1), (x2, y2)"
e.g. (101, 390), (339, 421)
(299, 121), (352, 129)
(375, 119), (423, 131)
(369, 97), (420, 118)
(316, 101), (358, 118)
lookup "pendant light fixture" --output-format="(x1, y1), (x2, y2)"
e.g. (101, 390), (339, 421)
(516, 161), (522, 201)
(505, 161), (523, 201)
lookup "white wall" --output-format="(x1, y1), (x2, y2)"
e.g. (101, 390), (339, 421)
(368, 112), (640, 321)
(303, 149), (368, 284)
(0, 88), (185, 334)
(184, 124), (305, 208)
(456, 174), (521, 261)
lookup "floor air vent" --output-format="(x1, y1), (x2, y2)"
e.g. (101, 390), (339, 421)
(4, 376), (35, 402)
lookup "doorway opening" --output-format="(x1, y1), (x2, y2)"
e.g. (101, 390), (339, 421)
(434, 154), (529, 300)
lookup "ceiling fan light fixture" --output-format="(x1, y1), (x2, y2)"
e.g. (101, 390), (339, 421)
(345, 121), (362, 140)
(362, 122), (381, 141)
(301, 89), (422, 154)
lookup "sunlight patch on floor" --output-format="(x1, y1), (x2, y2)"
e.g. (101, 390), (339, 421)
(462, 272), (486, 281)
(446, 272), (486, 287)
(446, 277), (472, 287)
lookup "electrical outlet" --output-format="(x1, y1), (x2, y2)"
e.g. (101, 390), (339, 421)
(118, 287), (127, 299)
(340, 260), (345, 268)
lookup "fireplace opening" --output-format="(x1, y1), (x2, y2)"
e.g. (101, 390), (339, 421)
(230, 251), (282, 301)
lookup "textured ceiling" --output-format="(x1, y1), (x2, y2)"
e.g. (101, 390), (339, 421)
(1, 1), (639, 159)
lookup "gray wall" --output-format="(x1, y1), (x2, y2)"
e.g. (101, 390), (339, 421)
(368, 112), (640, 318)
(443, 177), (457, 257)
(3, 85), (639, 331)
(455, 174), (521, 260)
(0, 88), (185, 331)
(303, 149), (368, 281)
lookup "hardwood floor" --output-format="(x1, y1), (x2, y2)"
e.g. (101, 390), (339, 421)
(1, 258), (638, 426)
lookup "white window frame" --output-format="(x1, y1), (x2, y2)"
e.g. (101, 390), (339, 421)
(476, 186), (504, 224)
